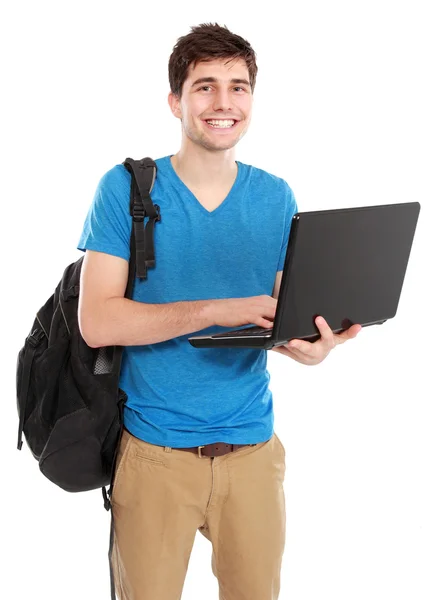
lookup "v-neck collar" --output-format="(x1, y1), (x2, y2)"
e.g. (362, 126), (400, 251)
(165, 155), (243, 217)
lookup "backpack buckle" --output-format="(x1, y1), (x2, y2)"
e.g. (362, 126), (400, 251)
(132, 204), (146, 221)
(153, 204), (161, 223)
(27, 328), (44, 347)
(102, 487), (111, 511)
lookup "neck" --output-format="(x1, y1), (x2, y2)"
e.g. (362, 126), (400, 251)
(170, 143), (237, 189)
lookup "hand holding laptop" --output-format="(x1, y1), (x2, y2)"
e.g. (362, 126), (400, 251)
(270, 315), (362, 366)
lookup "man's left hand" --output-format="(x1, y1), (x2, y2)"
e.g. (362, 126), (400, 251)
(270, 316), (362, 366)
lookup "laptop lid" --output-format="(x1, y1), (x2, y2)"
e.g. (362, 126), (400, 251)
(270, 201), (420, 343)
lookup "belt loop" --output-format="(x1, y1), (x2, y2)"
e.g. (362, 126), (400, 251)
(198, 446), (205, 458)
(164, 446), (172, 453)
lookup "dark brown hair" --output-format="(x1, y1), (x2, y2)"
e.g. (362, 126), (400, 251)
(168, 23), (258, 98)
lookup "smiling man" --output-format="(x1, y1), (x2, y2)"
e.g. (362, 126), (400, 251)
(167, 54), (254, 214)
(77, 22), (360, 600)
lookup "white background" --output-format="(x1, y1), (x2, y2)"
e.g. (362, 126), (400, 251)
(1, 1), (427, 599)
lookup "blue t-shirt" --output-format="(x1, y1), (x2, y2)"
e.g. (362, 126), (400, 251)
(78, 155), (297, 447)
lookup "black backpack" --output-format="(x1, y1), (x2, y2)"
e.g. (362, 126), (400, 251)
(16, 157), (160, 510)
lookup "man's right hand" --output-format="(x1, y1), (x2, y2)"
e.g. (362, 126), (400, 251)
(210, 295), (278, 329)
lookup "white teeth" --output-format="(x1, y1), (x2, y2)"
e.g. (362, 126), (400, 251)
(206, 119), (235, 128)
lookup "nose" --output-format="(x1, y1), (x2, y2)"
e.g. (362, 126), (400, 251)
(212, 87), (234, 112)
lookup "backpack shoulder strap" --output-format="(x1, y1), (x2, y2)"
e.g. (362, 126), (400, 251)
(122, 157), (160, 289)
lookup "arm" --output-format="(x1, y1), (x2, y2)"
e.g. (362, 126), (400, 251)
(78, 250), (217, 348)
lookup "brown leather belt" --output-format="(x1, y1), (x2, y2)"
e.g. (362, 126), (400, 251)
(177, 441), (257, 458)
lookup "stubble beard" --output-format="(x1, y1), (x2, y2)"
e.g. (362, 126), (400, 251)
(183, 118), (248, 152)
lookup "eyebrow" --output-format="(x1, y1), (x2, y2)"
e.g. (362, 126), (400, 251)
(190, 77), (251, 88)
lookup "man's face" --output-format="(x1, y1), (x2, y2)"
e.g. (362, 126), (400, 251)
(169, 57), (253, 152)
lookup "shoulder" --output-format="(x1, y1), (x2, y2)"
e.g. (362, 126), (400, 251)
(97, 163), (131, 194)
(99, 156), (170, 190)
(238, 161), (295, 198)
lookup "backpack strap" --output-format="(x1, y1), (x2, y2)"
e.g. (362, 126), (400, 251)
(123, 157), (161, 286)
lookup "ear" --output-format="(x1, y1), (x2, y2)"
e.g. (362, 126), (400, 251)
(168, 92), (182, 119)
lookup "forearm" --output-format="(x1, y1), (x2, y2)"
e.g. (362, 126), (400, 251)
(85, 296), (217, 347)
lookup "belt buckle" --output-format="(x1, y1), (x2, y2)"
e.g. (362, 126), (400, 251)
(197, 445), (205, 458)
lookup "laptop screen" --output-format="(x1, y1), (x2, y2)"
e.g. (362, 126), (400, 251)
(273, 202), (420, 342)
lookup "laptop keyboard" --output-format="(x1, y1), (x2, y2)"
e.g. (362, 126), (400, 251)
(212, 326), (273, 338)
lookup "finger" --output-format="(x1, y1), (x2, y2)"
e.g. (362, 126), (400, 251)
(314, 316), (336, 349)
(335, 323), (362, 344)
(272, 344), (315, 364)
(287, 340), (330, 366)
(286, 338), (316, 355)
(348, 324), (362, 337)
(270, 345), (292, 356)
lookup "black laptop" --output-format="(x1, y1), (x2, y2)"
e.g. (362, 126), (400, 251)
(188, 202), (420, 349)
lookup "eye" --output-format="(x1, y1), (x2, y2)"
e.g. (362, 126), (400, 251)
(197, 85), (248, 93)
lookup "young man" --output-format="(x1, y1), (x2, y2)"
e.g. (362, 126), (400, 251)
(77, 23), (361, 600)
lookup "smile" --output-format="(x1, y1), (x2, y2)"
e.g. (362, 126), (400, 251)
(203, 119), (239, 130)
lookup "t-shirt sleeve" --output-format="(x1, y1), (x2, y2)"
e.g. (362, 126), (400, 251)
(277, 180), (298, 272)
(77, 164), (132, 261)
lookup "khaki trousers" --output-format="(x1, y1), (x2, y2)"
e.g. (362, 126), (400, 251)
(111, 428), (286, 600)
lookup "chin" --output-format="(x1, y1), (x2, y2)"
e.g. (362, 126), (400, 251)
(203, 140), (239, 152)
(203, 132), (244, 151)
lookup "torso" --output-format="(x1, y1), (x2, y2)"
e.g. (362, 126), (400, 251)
(188, 187), (232, 212)
(186, 173), (237, 213)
